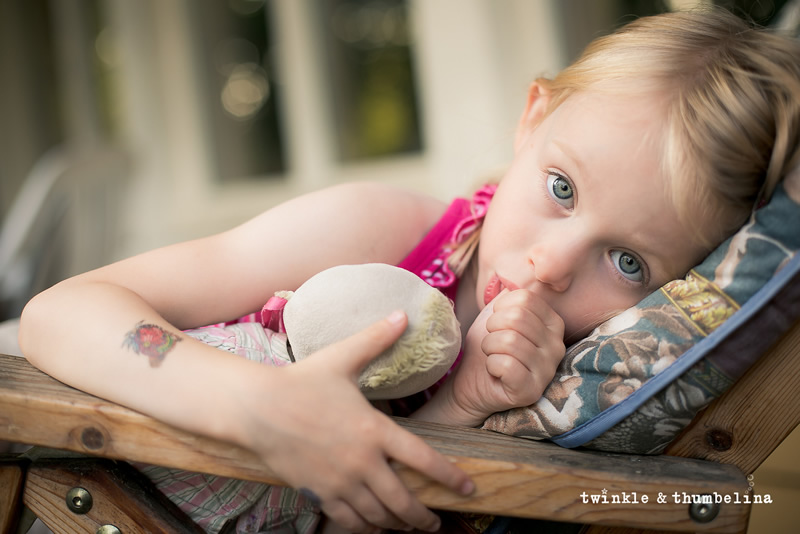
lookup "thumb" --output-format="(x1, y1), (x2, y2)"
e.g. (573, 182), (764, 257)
(321, 310), (408, 378)
(466, 294), (496, 343)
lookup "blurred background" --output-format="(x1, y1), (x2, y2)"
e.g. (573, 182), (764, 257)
(0, 0), (798, 530)
(1, 0), (796, 319)
(3, 0), (796, 320)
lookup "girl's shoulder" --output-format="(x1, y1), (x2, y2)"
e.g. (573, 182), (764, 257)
(237, 181), (450, 273)
(309, 182), (448, 264)
(321, 181), (448, 230)
(285, 181), (449, 246)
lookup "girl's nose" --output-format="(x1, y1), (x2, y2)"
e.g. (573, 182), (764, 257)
(528, 237), (584, 293)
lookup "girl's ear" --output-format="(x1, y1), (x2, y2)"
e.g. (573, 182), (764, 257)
(514, 81), (552, 153)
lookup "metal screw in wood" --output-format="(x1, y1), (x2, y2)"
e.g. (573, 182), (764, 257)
(65, 487), (93, 514)
(689, 497), (720, 523)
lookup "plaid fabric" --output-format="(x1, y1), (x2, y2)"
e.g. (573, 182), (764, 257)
(137, 323), (321, 533)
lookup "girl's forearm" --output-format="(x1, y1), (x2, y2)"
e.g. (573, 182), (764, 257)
(18, 279), (267, 448)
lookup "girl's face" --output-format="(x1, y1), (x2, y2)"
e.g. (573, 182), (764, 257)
(476, 87), (713, 342)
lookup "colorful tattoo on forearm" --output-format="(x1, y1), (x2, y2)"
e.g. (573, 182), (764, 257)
(122, 321), (182, 367)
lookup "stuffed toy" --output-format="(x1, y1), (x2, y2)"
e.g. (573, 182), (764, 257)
(281, 263), (462, 399)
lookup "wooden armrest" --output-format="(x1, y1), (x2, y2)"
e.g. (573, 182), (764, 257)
(0, 353), (749, 532)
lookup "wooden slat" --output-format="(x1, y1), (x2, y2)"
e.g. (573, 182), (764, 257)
(0, 457), (27, 533)
(23, 458), (204, 534)
(666, 319), (800, 474)
(0, 354), (750, 532)
(398, 423), (750, 532)
(0, 353), (271, 483)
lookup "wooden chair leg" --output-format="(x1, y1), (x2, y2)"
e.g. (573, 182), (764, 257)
(22, 457), (204, 534)
(0, 457), (27, 534)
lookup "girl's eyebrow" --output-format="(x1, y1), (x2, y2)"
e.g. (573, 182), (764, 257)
(551, 139), (585, 178)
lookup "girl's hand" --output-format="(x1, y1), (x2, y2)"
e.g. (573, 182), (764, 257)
(416, 290), (565, 427)
(477, 289), (565, 407)
(234, 312), (473, 533)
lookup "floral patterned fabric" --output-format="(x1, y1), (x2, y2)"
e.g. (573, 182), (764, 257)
(482, 178), (800, 454)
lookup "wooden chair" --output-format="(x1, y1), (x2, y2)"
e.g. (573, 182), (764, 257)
(1, 312), (798, 534)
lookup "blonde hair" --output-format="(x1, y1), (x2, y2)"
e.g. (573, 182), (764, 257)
(449, 8), (800, 277)
(542, 7), (800, 247)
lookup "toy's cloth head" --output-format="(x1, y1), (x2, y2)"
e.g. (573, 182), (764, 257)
(283, 263), (462, 400)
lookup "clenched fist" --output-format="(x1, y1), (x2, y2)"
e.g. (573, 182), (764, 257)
(413, 289), (565, 427)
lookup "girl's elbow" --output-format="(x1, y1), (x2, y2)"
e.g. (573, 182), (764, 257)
(17, 289), (54, 365)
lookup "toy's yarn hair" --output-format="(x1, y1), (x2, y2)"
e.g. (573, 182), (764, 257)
(542, 7), (800, 247)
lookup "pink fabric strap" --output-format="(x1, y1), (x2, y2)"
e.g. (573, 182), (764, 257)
(397, 184), (496, 302)
(260, 295), (289, 333)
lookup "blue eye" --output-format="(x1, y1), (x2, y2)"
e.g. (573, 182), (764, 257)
(546, 172), (574, 208)
(610, 250), (644, 282)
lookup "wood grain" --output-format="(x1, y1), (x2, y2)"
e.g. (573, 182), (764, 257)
(1, 353), (751, 532)
(23, 458), (203, 534)
(666, 319), (800, 475)
(0, 458), (26, 533)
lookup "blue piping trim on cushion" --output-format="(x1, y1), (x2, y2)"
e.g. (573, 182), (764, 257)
(551, 252), (800, 449)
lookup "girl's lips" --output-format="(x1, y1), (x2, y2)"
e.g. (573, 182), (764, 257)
(484, 274), (518, 305)
(483, 275), (501, 306)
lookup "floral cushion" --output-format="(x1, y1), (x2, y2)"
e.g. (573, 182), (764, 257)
(482, 176), (800, 453)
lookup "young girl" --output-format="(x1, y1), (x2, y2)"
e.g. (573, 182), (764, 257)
(18, 7), (800, 534)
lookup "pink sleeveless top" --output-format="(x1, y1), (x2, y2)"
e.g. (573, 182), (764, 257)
(397, 184), (496, 303)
